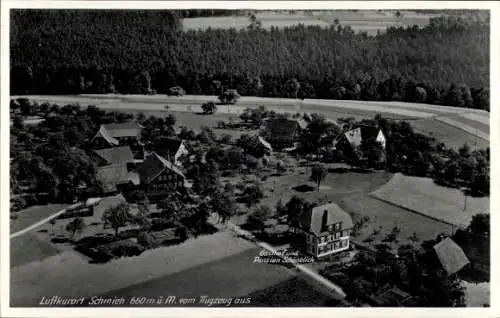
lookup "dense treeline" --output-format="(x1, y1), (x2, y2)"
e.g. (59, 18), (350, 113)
(11, 10), (489, 110)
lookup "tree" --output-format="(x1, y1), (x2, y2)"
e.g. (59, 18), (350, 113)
(285, 196), (311, 227)
(66, 217), (86, 240)
(247, 205), (272, 233)
(310, 164), (327, 191)
(359, 138), (385, 169)
(201, 102), (217, 114)
(12, 115), (24, 130)
(211, 190), (237, 223)
(102, 202), (133, 238)
(468, 213), (489, 237)
(241, 182), (264, 208)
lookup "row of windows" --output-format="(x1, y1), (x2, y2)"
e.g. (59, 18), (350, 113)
(318, 240), (349, 255)
(319, 230), (351, 243)
(157, 173), (179, 182)
(307, 230), (351, 244)
(149, 180), (182, 192)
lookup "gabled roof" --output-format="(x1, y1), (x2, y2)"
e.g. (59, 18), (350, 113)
(102, 122), (141, 138)
(93, 146), (134, 166)
(298, 202), (353, 236)
(96, 164), (130, 193)
(94, 125), (119, 146)
(342, 126), (385, 148)
(433, 237), (470, 276)
(135, 152), (185, 185)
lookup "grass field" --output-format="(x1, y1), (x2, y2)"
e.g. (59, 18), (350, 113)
(10, 233), (62, 268)
(10, 229), (255, 306)
(97, 247), (296, 306)
(339, 194), (454, 251)
(182, 10), (438, 35)
(370, 173), (489, 227)
(245, 276), (340, 307)
(411, 118), (489, 149)
(10, 204), (68, 233)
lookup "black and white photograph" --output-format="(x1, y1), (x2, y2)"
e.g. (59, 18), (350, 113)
(1, 1), (497, 315)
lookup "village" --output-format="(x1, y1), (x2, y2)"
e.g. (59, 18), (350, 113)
(9, 92), (490, 307)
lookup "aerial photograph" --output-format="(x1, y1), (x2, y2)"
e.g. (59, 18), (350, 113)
(7, 6), (490, 309)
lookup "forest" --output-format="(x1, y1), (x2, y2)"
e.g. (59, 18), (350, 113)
(10, 10), (490, 110)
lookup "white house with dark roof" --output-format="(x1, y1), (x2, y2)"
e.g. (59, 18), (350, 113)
(291, 202), (353, 258)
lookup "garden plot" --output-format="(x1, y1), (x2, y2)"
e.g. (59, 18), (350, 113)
(370, 173), (489, 227)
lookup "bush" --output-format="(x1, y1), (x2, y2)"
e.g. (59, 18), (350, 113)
(108, 240), (145, 258)
(137, 231), (158, 249)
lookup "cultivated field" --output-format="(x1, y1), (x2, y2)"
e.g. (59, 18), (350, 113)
(182, 10), (440, 35)
(370, 173), (489, 227)
(10, 229), (255, 306)
(98, 247), (297, 306)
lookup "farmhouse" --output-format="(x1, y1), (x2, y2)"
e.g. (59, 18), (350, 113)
(90, 146), (136, 194)
(135, 152), (186, 199)
(261, 118), (305, 149)
(336, 126), (386, 149)
(433, 237), (470, 276)
(333, 125), (386, 162)
(153, 137), (189, 166)
(291, 202), (353, 258)
(89, 122), (144, 159)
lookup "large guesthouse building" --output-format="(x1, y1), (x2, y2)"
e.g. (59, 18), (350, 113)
(291, 202), (353, 258)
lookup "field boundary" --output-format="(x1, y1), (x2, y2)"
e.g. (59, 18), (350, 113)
(10, 203), (81, 239)
(367, 194), (465, 230)
(434, 116), (489, 141)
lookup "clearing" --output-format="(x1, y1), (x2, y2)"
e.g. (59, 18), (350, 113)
(182, 10), (439, 35)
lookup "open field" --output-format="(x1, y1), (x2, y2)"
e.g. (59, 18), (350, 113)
(339, 194), (454, 250)
(10, 233), (62, 268)
(97, 247), (297, 306)
(411, 118), (489, 149)
(10, 204), (68, 233)
(246, 276), (340, 307)
(370, 173), (489, 227)
(13, 94), (490, 150)
(182, 10), (439, 35)
(11, 229), (255, 306)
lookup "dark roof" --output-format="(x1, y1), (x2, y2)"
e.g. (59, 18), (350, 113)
(93, 146), (134, 166)
(96, 164), (130, 193)
(265, 118), (301, 137)
(433, 237), (470, 275)
(135, 152), (185, 185)
(154, 138), (183, 157)
(298, 202), (353, 236)
(102, 122), (141, 138)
